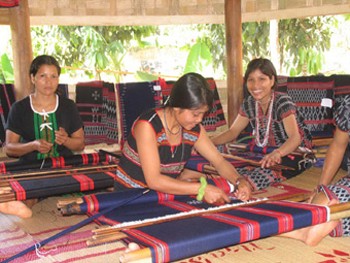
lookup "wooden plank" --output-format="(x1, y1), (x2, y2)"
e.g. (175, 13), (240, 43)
(225, 0), (243, 126)
(29, 15), (225, 26)
(9, 0), (33, 100)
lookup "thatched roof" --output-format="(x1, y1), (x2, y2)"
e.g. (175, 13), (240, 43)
(1, 0), (349, 25)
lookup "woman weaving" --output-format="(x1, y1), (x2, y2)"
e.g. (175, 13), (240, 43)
(0, 55), (85, 218)
(114, 72), (251, 204)
(212, 58), (314, 190)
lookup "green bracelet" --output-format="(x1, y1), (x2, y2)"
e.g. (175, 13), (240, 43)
(196, 177), (208, 201)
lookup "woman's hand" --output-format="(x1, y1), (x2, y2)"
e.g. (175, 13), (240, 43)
(234, 177), (252, 201)
(32, 139), (53, 153)
(260, 150), (282, 168)
(203, 185), (230, 205)
(55, 127), (69, 145)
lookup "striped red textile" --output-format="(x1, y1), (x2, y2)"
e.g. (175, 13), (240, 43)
(8, 172), (116, 201)
(0, 152), (114, 174)
(84, 189), (329, 263)
(1, 153), (118, 201)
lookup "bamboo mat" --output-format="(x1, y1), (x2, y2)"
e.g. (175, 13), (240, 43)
(0, 167), (349, 263)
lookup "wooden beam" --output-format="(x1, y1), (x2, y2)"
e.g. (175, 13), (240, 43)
(29, 15), (225, 26)
(9, 0), (33, 100)
(0, 9), (10, 24)
(225, 0), (243, 126)
(243, 4), (350, 22)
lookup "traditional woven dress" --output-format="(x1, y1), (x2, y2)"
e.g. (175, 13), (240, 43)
(5, 94), (83, 161)
(114, 108), (200, 189)
(322, 94), (350, 237)
(236, 91), (313, 190)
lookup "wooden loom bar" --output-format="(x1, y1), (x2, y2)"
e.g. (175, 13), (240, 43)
(0, 163), (118, 180)
(0, 166), (118, 185)
(226, 143), (313, 157)
(220, 152), (295, 171)
(119, 247), (152, 263)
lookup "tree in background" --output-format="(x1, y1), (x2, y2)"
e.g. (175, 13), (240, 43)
(31, 25), (157, 82)
(198, 16), (335, 77)
(0, 15), (345, 84)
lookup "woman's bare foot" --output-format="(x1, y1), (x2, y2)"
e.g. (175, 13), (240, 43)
(279, 196), (340, 246)
(0, 201), (33, 218)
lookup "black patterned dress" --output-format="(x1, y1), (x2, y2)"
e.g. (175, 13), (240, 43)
(114, 108), (201, 190)
(322, 94), (350, 237)
(235, 91), (313, 190)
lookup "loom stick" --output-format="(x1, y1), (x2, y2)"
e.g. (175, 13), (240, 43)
(221, 152), (295, 171)
(312, 137), (333, 147)
(56, 197), (84, 208)
(86, 232), (128, 247)
(0, 165), (118, 183)
(0, 163), (118, 180)
(120, 247), (152, 263)
(329, 201), (350, 220)
(226, 143), (313, 157)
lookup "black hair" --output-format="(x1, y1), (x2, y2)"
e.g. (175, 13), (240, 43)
(29, 55), (61, 77)
(166, 72), (213, 110)
(244, 58), (278, 89)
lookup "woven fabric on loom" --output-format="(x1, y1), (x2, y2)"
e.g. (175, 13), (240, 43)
(86, 189), (328, 263)
(0, 84), (16, 145)
(102, 82), (119, 144)
(75, 81), (118, 145)
(158, 77), (226, 132)
(284, 76), (335, 138)
(116, 81), (162, 146)
(204, 78), (226, 131)
(9, 172), (116, 200)
(1, 153), (118, 201)
(0, 152), (114, 173)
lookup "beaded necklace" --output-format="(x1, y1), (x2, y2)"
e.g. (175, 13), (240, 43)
(255, 93), (274, 147)
(163, 108), (182, 158)
(163, 108), (181, 135)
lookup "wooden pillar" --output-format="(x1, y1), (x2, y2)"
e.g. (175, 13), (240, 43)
(9, 0), (33, 100)
(224, 0), (243, 126)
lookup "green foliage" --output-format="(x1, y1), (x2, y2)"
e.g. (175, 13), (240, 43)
(278, 16), (334, 75)
(0, 53), (14, 84)
(183, 41), (212, 74)
(31, 25), (158, 82)
(134, 71), (158, 81)
(196, 24), (226, 77)
(242, 21), (270, 66)
(195, 17), (334, 76)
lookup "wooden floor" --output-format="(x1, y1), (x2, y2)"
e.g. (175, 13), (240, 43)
(1, 166), (349, 263)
